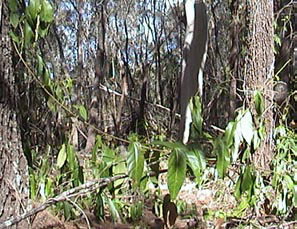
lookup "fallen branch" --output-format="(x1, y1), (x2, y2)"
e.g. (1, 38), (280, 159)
(0, 174), (127, 229)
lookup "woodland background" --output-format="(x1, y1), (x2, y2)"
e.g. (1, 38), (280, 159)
(0, 0), (297, 228)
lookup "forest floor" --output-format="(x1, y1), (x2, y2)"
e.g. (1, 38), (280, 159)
(31, 177), (240, 229)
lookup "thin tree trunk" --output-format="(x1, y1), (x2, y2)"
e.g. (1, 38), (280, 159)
(0, 1), (29, 228)
(244, 1), (274, 169)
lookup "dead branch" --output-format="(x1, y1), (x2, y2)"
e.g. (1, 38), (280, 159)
(0, 174), (127, 229)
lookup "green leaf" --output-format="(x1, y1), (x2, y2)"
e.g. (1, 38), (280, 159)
(55, 85), (63, 101)
(10, 13), (20, 28)
(63, 202), (73, 220)
(40, 0), (53, 22)
(91, 136), (102, 164)
(78, 105), (88, 121)
(190, 96), (203, 135)
(38, 26), (50, 38)
(186, 148), (205, 184)
(240, 110), (254, 145)
(106, 199), (121, 222)
(29, 174), (37, 199)
(223, 121), (237, 148)
(24, 21), (34, 46)
(284, 175), (294, 191)
(57, 144), (67, 168)
(127, 142), (144, 187)
(27, 0), (41, 22)
(254, 91), (264, 116)
(241, 166), (253, 193)
(213, 138), (230, 178)
(9, 31), (20, 44)
(66, 144), (75, 170)
(168, 149), (186, 200)
(152, 140), (187, 152)
(95, 194), (104, 221)
(102, 144), (115, 164)
(37, 54), (44, 76)
(45, 178), (53, 197)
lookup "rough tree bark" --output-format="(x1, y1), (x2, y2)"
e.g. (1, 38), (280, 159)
(244, 1), (274, 170)
(0, 1), (29, 228)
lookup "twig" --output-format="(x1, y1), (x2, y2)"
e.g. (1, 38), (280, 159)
(67, 197), (91, 229)
(0, 174), (127, 229)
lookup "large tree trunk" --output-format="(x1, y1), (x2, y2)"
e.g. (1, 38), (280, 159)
(0, 1), (29, 228)
(244, 1), (274, 170)
(179, 1), (208, 144)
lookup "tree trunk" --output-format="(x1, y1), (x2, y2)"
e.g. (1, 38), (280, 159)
(179, 1), (208, 144)
(244, 1), (274, 170)
(0, 1), (29, 228)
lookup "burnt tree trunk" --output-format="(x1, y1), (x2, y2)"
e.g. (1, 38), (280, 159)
(0, 1), (29, 228)
(244, 1), (274, 169)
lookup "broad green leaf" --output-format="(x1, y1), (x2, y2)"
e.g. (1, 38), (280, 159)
(284, 175), (294, 191)
(66, 144), (75, 170)
(233, 109), (254, 161)
(24, 21), (34, 46)
(45, 178), (53, 197)
(186, 148), (205, 184)
(253, 91), (264, 116)
(223, 121), (237, 148)
(40, 0), (53, 22)
(152, 140), (187, 152)
(55, 85), (63, 101)
(241, 166), (253, 193)
(102, 144), (115, 163)
(43, 69), (51, 87)
(10, 13), (20, 28)
(106, 198), (121, 222)
(57, 144), (67, 168)
(27, 0), (41, 22)
(168, 149), (186, 200)
(37, 54), (44, 76)
(213, 138), (230, 178)
(242, 147), (251, 161)
(127, 142), (144, 187)
(240, 110), (254, 145)
(9, 31), (20, 44)
(113, 161), (126, 193)
(253, 130), (261, 149)
(78, 105), (87, 121)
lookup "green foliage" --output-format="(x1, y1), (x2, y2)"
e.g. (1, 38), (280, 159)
(253, 90), (264, 117)
(189, 96), (203, 136)
(271, 126), (297, 215)
(168, 149), (187, 200)
(127, 136), (145, 188)
(234, 165), (255, 201)
(57, 144), (67, 169)
(73, 105), (88, 121)
(213, 137), (230, 178)
(186, 147), (205, 184)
